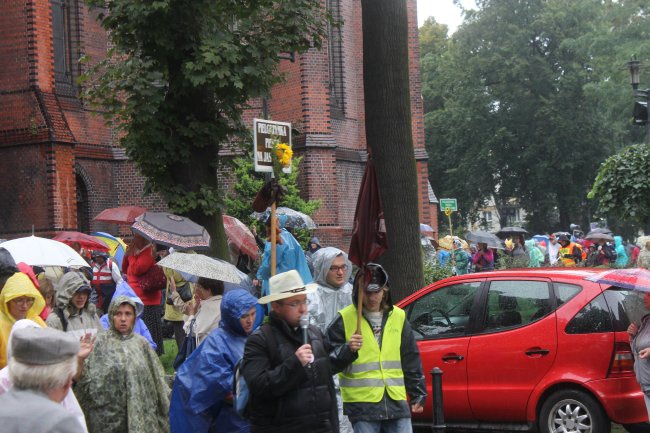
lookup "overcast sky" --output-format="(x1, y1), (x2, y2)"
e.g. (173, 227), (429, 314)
(417, 0), (475, 33)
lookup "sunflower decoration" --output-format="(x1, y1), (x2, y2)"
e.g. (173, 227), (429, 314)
(272, 142), (293, 178)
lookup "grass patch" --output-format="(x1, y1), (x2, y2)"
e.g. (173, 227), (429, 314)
(160, 338), (179, 375)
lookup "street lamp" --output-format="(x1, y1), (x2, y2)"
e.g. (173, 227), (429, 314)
(627, 56), (650, 143)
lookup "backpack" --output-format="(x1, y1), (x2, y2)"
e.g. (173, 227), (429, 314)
(54, 307), (69, 332)
(233, 323), (278, 418)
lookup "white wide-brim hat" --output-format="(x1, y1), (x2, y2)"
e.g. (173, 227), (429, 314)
(258, 269), (317, 304)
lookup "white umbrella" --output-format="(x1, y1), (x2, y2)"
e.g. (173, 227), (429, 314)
(157, 253), (242, 284)
(2, 236), (89, 267)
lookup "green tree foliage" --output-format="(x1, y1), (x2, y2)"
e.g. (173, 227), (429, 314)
(81, 0), (328, 257)
(421, 0), (650, 234)
(223, 154), (320, 246)
(589, 143), (650, 226)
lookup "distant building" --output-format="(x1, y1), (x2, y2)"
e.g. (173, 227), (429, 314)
(468, 196), (526, 233)
(0, 0), (436, 249)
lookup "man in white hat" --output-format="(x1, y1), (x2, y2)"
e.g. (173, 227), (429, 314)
(243, 270), (362, 433)
(0, 326), (85, 432)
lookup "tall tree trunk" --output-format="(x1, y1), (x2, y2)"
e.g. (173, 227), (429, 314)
(361, 0), (424, 301)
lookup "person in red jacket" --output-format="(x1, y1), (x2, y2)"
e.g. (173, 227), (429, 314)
(122, 233), (164, 355)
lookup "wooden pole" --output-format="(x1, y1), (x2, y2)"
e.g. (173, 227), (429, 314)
(356, 274), (364, 334)
(271, 201), (277, 276)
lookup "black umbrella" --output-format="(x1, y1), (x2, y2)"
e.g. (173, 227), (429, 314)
(585, 232), (614, 242)
(588, 228), (613, 235)
(131, 212), (211, 251)
(466, 231), (503, 249)
(496, 227), (528, 238)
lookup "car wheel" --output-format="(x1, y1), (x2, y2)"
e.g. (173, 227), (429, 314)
(539, 389), (611, 433)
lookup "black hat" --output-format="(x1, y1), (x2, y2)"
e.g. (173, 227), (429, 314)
(355, 263), (388, 292)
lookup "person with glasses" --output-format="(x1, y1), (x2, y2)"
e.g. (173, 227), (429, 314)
(0, 272), (47, 368)
(309, 248), (355, 432)
(327, 264), (427, 433)
(243, 270), (361, 433)
(308, 247), (354, 333)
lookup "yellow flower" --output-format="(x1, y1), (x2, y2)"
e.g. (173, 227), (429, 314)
(274, 143), (293, 168)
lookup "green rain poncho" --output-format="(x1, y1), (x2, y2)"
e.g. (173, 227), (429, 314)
(76, 295), (170, 433)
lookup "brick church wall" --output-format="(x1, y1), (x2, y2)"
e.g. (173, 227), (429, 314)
(0, 0), (436, 246)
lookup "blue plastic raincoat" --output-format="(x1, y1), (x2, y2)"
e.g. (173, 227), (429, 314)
(100, 281), (157, 351)
(257, 227), (312, 301)
(169, 289), (259, 433)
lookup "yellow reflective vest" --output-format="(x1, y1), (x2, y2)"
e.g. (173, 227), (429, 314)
(339, 305), (407, 403)
(559, 242), (583, 267)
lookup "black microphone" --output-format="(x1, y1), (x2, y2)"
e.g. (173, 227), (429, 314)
(300, 314), (310, 345)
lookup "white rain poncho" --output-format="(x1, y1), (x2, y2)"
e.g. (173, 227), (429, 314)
(307, 247), (353, 332)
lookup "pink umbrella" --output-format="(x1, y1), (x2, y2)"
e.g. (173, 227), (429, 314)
(223, 215), (259, 260)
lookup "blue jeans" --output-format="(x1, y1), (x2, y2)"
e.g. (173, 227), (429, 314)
(352, 418), (412, 433)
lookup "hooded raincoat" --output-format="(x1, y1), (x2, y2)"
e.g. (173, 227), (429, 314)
(0, 272), (46, 368)
(525, 240), (544, 268)
(257, 227), (313, 304)
(76, 295), (170, 433)
(46, 272), (103, 338)
(170, 289), (258, 433)
(614, 236), (629, 267)
(308, 248), (353, 332)
(99, 281), (157, 350)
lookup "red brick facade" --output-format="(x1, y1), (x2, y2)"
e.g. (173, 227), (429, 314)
(0, 0), (437, 245)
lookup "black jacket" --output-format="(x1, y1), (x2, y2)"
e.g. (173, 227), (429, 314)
(327, 305), (427, 423)
(243, 311), (355, 433)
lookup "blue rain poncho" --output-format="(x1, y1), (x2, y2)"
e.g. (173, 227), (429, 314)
(169, 289), (259, 433)
(257, 228), (313, 302)
(100, 281), (157, 351)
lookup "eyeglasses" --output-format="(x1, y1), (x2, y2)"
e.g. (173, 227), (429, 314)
(329, 265), (348, 273)
(279, 299), (310, 308)
(11, 297), (35, 306)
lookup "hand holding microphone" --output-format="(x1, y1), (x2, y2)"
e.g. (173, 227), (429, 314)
(299, 314), (314, 366)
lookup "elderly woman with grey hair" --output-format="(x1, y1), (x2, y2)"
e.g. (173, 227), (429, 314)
(0, 326), (88, 432)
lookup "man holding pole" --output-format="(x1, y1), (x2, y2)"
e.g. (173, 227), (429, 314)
(327, 263), (427, 433)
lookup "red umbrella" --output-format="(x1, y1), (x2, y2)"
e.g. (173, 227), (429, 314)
(223, 215), (259, 260)
(94, 206), (147, 225)
(586, 268), (650, 292)
(348, 158), (388, 333)
(52, 231), (109, 252)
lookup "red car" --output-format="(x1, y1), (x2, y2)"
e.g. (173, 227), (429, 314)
(397, 268), (648, 433)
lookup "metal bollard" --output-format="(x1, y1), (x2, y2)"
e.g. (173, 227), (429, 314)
(430, 367), (446, 433)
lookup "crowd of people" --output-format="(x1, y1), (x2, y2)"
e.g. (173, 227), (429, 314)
(0, 215), (428, 433)
(425, 230), (650, 273)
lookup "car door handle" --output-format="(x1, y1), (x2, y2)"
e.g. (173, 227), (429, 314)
(442, 354), (465, 362)
(525, 348), (550, 357)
